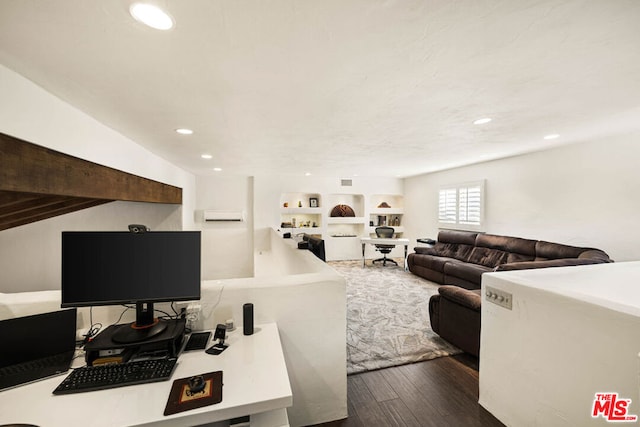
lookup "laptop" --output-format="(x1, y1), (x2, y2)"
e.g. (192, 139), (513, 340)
(0, 308), (77, 391)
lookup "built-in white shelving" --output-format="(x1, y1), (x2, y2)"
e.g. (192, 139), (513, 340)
(279, 192), (323, 231)
(278, 191), (404, 261)
(368, 194), (404, 237)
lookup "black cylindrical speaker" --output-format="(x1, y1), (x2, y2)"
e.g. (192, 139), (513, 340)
(243, 303), (254, 335)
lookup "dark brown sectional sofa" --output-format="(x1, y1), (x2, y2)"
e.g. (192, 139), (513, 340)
(408, 230), (612, 290)
(409, 230), (612, 356)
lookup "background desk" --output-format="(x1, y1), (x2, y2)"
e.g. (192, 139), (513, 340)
(0, 323), (292, 427)
(360, 237), (410, 270)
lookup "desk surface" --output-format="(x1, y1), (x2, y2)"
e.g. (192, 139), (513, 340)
(0, 323), (292, 427)
(360, 237), (410, 245)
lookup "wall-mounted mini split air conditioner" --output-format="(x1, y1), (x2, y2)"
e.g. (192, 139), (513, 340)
(204, 210), (245, 222)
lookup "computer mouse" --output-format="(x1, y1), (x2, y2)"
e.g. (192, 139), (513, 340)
(188, 375), (205, 394)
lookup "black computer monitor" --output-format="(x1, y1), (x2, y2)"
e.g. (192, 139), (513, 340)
(61, 231), (201, 343)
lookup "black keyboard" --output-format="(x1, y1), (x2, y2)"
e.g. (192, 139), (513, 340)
(184, 331), (211, 351)
(52, 358), (178, 395)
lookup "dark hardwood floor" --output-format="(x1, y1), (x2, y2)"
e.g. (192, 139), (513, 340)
(312, 354), (505, 427)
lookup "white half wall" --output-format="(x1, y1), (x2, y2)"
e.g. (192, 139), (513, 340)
(404, 135), (640, 261)
(480, 263), (640, 426)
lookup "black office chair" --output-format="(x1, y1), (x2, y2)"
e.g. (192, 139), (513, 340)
(372, 226), (398, 266)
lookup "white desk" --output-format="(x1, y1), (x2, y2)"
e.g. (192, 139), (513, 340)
(360, 237), (410, 270)
(0, 323), (292, 427)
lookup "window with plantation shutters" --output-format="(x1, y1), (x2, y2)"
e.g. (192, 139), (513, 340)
(438, 188), (457, 224)
(438, 181), (484, 230)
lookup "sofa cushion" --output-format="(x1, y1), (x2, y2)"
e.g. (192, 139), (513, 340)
(578, 249), (612, 262)
(432, 242), (474, 261)
(535, 241), (587, 260)
(496, 257), (610, 271)
(437, 286), (482, 311)
(434, 287), (482, 356)
(438, 230), (478, 245)
(414, 246), (437, 255)
(426, 230), (478, 262)
(467, 247), (509, 268)
(476, 234), (537, 262)
(444, 261), (492, 285)
(409, 253), (455, 273)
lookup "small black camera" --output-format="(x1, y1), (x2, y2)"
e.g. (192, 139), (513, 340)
(128, 224), (149, 233)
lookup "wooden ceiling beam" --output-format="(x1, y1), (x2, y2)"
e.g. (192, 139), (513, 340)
(0, 132), (182, 204)
(0, 191), (111, 231)
(0, 133), (183, 231)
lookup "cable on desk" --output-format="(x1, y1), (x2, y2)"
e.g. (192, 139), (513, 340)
(81, 307), (103, 345)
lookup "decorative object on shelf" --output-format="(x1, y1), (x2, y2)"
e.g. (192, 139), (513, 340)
(392, 216), (401, 226)
(330, 204), (356, 217)
(309, 197), (318, 208)
(298, 201), (302, 207)
(283, 202), (288, 208)
(377, 202), (391, 208)
(377, 215), (386, 226)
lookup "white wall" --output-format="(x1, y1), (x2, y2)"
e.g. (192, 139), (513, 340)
(404, 135), (640, 261)
(195, 175), (254, 279)
(0, 201), (182, 293)
(0, 65), (196, 293)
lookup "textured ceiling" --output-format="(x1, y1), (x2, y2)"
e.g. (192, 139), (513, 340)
(1, 0), (639, 178)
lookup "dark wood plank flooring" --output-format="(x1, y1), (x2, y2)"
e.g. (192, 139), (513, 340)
(312, 354), (505, 427)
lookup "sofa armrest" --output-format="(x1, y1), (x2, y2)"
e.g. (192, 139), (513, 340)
(414, 246), (438, 255)
(437, 285), (481, 311)
(495, 258), (610, 272)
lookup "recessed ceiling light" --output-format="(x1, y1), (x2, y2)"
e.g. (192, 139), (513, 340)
(543, 134), (560, 140)
(213, 167), (222, 172)
(130, 3), (174, 30)
(473, 118), (492, 125)
(305, 172), (311, 176)
(201, 154), (213, 159)
(175, 128), (193, 135)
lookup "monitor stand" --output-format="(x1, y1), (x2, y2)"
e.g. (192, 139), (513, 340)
(112, 302), (167, 344)
(84, 317), (186, 366)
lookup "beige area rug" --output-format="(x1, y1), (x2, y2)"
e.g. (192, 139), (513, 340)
(329, 259), (462, 374)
